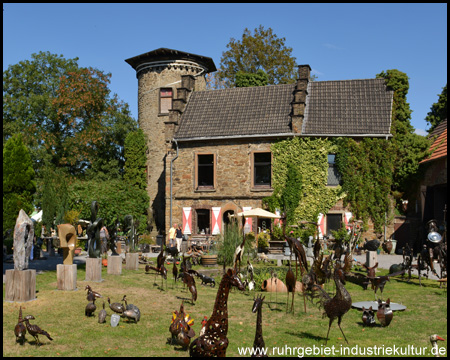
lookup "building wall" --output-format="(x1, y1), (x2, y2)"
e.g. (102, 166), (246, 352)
(137, 65), (207, 234)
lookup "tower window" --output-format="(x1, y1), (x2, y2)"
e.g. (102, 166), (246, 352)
(160, 88), (173, 114)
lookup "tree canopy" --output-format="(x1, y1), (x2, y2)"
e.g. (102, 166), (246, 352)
(217, 25), (298, 88)
(235, 69), (269, 88)
(425, 84), (447, 133)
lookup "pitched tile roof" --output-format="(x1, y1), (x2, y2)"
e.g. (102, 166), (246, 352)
(303, 79), (393, 136)
(175, 78), (393, 140)
(420, 119), (447, 164)
(175, 84), (294, 140)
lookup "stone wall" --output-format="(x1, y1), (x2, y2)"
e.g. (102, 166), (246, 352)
(138, 65), (207, 234)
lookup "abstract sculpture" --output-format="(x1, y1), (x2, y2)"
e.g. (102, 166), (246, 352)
(189, 267), (245, 357)
(57, 224), (77, 265)
(13, 209), (34, 271)
(87, 201), (103, 258)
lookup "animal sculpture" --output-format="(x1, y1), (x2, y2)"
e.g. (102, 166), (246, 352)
(189, 267), (245, 357)
(285, 257), (296, 314)
(85, 285), (102, 301)
(429, 334), (445, 357)
(85, 297), (97, 317)
(251, 294), (268, 357)
(361, 306), (376, 327)
(376, 298), (393, 327)
(107, 297), (125, 314)
(14, 306), (27, 344)
(20, 315), (53, 346)
(169, 302), (195, 350)
(122, 295), (141, 322)
(98, 301), (107, 324)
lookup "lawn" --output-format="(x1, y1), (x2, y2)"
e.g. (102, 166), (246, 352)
(3, 260), (447, 357)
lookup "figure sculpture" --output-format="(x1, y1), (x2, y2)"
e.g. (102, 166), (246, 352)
(13, 209), (34, 271)
(87, 201), (103, 258)
(189, 266), (245, 357)
(57, 224), (77, 265)
(251, 295), (268, 357)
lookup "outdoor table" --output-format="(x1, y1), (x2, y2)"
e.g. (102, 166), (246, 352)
(351, 301), (407, 311)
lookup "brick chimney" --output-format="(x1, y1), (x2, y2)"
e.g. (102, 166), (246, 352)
(292, 65), (311, 133)
(164, 75), (195, 142)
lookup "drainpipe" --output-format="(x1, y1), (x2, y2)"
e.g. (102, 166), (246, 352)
(169, 139), (179, 228)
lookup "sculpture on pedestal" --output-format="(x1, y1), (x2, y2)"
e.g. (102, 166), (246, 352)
(87, 201), (103, 258)
(107, 217), (120, 256)
(123, 215), (139, 253)
(13, 209), (34, 271)
(57, 224), (77, 265)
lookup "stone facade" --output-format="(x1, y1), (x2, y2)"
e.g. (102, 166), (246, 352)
(137, 65), (207, 234)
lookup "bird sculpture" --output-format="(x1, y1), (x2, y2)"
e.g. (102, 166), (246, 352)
(247, 260), (255, 291)
(146, 246), (168, 289)
(281, 214), (308, 281)
(233, 233), (247, 274)
(361, 306), (376, 327)
(14, 306), (27, 344)
(169, 302), (195, 350)
(368, 269), (405, 300)
(85, 285), (102, 302)
(173, 261), (178, 287)
(121, 295), (141, 322)
(122, 308), (140, 323)
(251, 294), (268, 357)
(306, 255), (352, 344)
(98, 301), (107, 324)
(20, 315), (53, 346)
(107, 297), (125, 315)
(189, 266), (245, 357)
(361, 239), (380, 252)
(376, 298), (393, 327)
(430, 334), (445, 357)
(285, 257), (296, 314)
(199, 316), (208, 337)
(85, 297), (97, 317)
(183, 270), (198, 304)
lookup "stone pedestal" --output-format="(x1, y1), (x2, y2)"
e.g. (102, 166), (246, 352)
(57, 264), (77, 291)
(366, 251), (378, 268)
(107, 255), (122, 275)
(85, 257), (102, 282)
(125, 253), (139, 270)
(5, 269), (36, 302)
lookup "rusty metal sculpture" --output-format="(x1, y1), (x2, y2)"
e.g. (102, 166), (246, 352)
(281, 214), (308, 281)
(306, 254), (352, 344)
(170, 302), (195, 350)
(14, 306), (27, 344)
(57, 224), (77, 265)
(376, 298), (393, 327)
(285, 256), (296, 314)
(367, 269), (405, 301)
(361, 306), (375, 327)
(183, 270), (198, 305)
(251, 294), (268, 357)
(85, 284), (102, 301)
(20, 315), (53, 346)
(123, 215), (139, 253)
(189, 267), (245, 357)
(233, 233), (247, 274)
(87, 201), (103, 258)
(146, 244), (167, 289)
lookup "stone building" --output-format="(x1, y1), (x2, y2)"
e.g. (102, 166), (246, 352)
(126, 48), (394, 241)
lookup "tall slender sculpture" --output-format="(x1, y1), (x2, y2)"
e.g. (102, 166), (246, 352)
(124, 215), (138, 253)
(13, 209), (34, 271)
(87, 201), (103, 258)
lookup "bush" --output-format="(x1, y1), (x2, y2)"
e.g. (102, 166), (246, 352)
(257, 232), (270, 248)
(217, 219), (242, 267)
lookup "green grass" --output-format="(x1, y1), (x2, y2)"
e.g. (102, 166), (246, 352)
(3, 261), (448, 357)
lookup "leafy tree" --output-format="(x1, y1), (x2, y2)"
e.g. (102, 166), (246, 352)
(3, 134), (36, 234)
(376, 70), (431, 199)
(3, 51), (137, 179)
(425, 84), (447, 133)
(217, 25), (298, 87)
(235, 69), (268, 87)
(124, 129), (148, 190)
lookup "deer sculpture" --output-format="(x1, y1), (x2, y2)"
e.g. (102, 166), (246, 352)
(189, 266), (245, 357)
(251, 294), (268, 357)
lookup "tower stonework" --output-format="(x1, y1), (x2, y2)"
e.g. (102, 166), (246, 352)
(125, 48), (216, 235)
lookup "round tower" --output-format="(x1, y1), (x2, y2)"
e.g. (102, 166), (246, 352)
(125, 48), (216, 235)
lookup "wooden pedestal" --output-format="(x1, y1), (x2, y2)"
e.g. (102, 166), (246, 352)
(57, 264), (77, 291)
(125, 253), (139, 270)
(85, 257), (102, 282)
(5, 269), (36, 302)
(107, 255), (122, 275)
(366, 251), (378, 268)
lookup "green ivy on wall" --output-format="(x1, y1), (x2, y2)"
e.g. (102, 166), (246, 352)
(264, 137), (345, 237)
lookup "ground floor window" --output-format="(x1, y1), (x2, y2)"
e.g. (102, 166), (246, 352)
(196, 209), (211, 235)
(326, 213), (342, 237)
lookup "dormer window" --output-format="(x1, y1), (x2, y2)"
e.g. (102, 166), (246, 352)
(159, 88), (173, 114)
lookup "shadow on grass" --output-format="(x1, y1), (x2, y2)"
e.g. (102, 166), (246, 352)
(355, 321), (382, 328)
(286, 330), (326, 342)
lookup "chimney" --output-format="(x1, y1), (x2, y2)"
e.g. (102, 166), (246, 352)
(292, 64), (311, 133)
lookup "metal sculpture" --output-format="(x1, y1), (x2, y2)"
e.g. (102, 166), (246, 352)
(189, 267), (245, 357)
(251, 294), (267, 357)
(170, 302), (195, 350)
(183, 270), (198, 304)
(98, 301), (107, 324)
(285, 256), (296, 314)
(146, 244), (167, 289)
(20, 315), (53, 346)
(57, 224), (77, 265)
(233, 232), (247, 273)
(85, 285), (103, 301)
(14, 306), (27, 344)
(106, 217), (120, 256)
(123, 215), (139, 253)
(361, 306), (375, 327)
(107, 297), (125, 315)
(367, 269), (405, 301)
(13, 209), (34, 271)
(376, 298), (393, 327)
(429, 334), (445, 357)
(85, 297), (97, 317)
(122, 295), (141, 322)
(281, 214), (308, 282)
(87, 201), (103, 258)
(306, 254), (352, 344)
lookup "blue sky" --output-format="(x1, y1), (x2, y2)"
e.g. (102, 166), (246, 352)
(3, 3), (447, 135)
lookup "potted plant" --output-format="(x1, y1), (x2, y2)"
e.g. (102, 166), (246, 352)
(257, 232), (270, 253)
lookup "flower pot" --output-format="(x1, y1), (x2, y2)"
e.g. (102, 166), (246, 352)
(102, 258), (108, 267)
(201, 254), (217, 266)
(261, 278), (287, 292)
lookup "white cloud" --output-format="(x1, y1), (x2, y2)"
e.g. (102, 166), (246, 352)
(414, 128), (428, 136)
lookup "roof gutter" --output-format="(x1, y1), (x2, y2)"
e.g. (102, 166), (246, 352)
(175, 133), (393, 142)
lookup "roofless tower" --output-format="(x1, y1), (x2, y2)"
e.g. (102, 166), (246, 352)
(125, 48), (216, 235)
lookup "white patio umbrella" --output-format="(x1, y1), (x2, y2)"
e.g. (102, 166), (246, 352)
(236, 208), (281, 247)
(31, 210), (43, 222)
